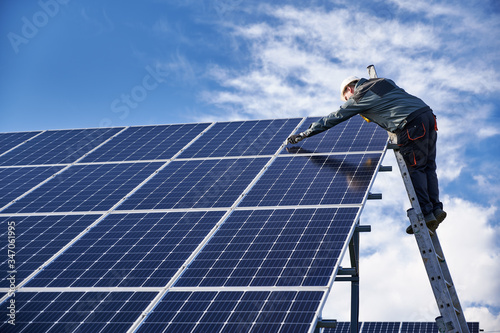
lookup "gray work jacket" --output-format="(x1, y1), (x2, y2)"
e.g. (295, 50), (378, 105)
(303, 78), (429, 136)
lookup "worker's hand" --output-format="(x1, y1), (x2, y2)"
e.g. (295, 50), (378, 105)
(287, 133), (306, 144)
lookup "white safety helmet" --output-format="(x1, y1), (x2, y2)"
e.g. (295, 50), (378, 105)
(340, 76), (360, 102)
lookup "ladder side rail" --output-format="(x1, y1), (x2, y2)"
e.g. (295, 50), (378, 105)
(431, 234), (470, 333)
(389, 133), (425, 215)
(406, 209), (464, 333)
(391, 135), (465, 333)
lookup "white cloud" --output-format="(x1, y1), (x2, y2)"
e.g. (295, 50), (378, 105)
(440, 197), (500, 305)
(199, 0), (500, 189)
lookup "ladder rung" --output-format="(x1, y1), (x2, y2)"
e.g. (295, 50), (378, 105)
(387, 143), (399, 150)
(454, 307), (461, 315)
(368, 193), (382, 200)
(379, 165), (392, 172)
(445, 279), (453, 288)
(436, 253), (445, 262)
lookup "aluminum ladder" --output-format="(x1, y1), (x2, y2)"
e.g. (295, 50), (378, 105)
(367, 65), (469, 333)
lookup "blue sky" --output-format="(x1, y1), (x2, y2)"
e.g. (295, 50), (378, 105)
(2, 0), (500, 330)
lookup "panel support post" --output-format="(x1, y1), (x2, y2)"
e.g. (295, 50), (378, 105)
(349, 227), (360, 333)
(342, 224), (370, 333)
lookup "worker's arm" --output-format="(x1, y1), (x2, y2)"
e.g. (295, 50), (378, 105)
(287, 100), (366, 144)
(303, 99), (366, 138)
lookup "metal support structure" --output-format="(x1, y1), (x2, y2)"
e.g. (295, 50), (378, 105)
(326, 224), (371, 333)
(367, 64), (469, 333)
(349, 228), (360, 333)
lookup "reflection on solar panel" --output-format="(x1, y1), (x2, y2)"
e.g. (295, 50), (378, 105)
(239, 154), (380, 207)
(323, 322), (481, 333)
(281, 116), (387, 154)
(0, 117), (387, 332)
(175, 208), (358, 287)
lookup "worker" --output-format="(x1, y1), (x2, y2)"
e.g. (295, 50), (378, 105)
(287, 76), (446, 234)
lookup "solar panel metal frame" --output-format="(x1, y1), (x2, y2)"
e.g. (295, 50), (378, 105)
(0, 117), (388, 333)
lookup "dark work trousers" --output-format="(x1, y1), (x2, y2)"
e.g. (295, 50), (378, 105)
(397, 109), (442, 216)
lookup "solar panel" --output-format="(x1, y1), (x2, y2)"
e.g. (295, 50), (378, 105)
(0, 127), (123, 166)
(0, 291), (157, 333)
(118, 158), (269, 210)
(0, 117), (388, 331)
(0, 215), (100, 288)
(323, 322), (481, 333)
(179, 118), (302, 158)
(3, 162), (162, 213)
(362, 322), (400, 333)
(239, 154), (380, 207)
(81, 123), (210, 162)
(401, 322), (480, 333)
(26, 211), (225, 288)
(324, 322), (352, 333)
(137, 290), (324, 333)
(175, 208), (359, 288)
(0, 131), (42, 154)
(281, 116), (387, 155)
(0, 166), (63, 208)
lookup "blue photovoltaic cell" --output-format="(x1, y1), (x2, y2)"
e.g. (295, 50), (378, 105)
(26, 211), (225, 288)
(137, 290), (323, 333)
(401, 322), (436, 333)
(179, 118), (302, 158)
(0, 291), (157, 332)
(81, 123), (210, 163)
(0, 131), (41, 154)
(119, 158), (269, 210)
(175, 208), (359, 288)
(0, 127), (123, 166)
(323, 322), (352, 333)
(282, 116), (387, 155)
(323, 322), (481, 333)
(0, 215), (100, 289)
(401, 322), (480, 333)
(2, 162), (162, 214)
(0, 166), (63, 209)
(362, 322), (400, 333)
(239, 154), (380, 207)
(467, 322), (480, 333)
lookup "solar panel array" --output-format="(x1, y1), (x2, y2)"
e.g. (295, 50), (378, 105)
(0, 116), (388, 332)
(323, 322), (481, 333)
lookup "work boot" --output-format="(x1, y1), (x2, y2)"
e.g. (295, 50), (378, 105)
(406, 212), (438, 234)
(433, 208), (447, 223)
